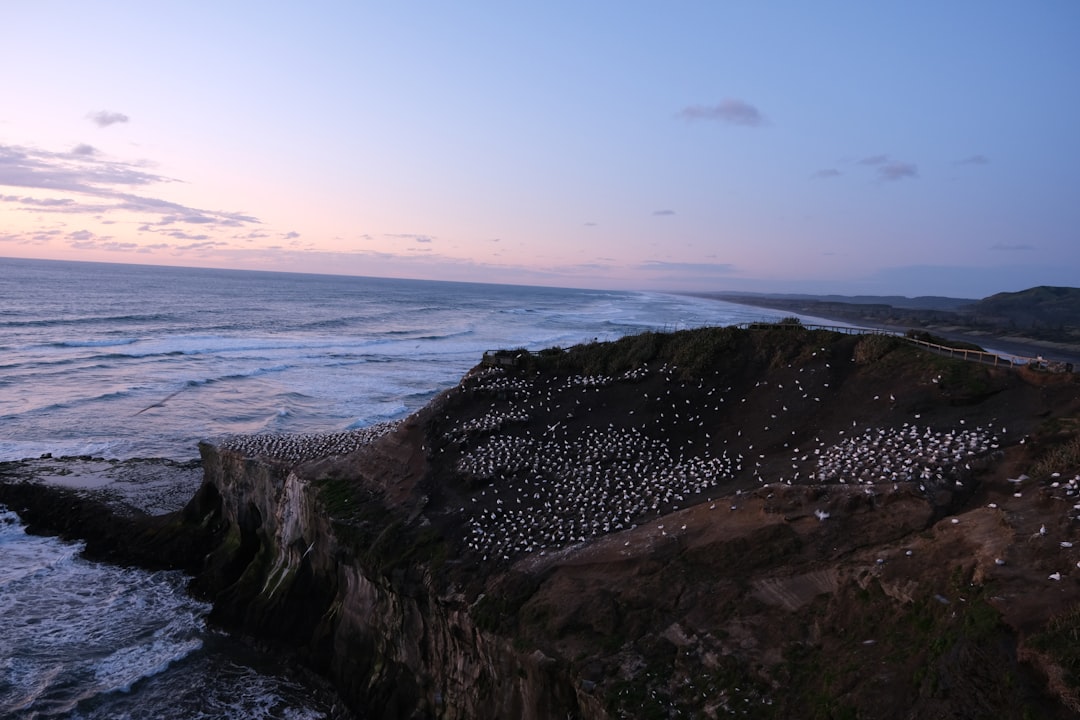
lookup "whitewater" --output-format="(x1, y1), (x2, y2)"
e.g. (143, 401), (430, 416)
(0, 257), (809, 718)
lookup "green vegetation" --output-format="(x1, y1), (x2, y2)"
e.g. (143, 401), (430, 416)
(486, 319), (882, 380)
(853, 333), (903, 364)
(905, 328), (985, 351)
(313, 473), (450, 577)
(1029, 436), (1080, 481)
(1029, 603), (1080, 690)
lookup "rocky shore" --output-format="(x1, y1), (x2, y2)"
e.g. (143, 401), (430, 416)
(5, 323), (1080, 718)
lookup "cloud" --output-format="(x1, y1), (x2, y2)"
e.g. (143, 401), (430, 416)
(71, 144), (98, 156)
(0, 144), (263, 233)
(678, 98), (766, 127)
(385, 232), (435, 243)
(87, 111), (129, 128)
(175, 240), (228, 251)
(282, 230), (300, 239)
(877, 162), (918, 181)
(164, 230), (211, 241)
(851, 154), (917, 181)
(0, 144), (167, 191)
(812, 168), (842, 179)
(1, 195), (78, 208)
(584, 221), (597, 227)
(70, 239), (139, 251)
(957, 154), (989, 166)
(990, 243), (1035, 251)
(1, 229), (63, 245)
(652, 209), (676, 216)
(638, 260), (737, 275)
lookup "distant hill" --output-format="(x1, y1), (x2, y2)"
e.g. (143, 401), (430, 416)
(716, 291), (977, 312)
(694, 286), (1080, 358)
(960, 286), (1080, 329)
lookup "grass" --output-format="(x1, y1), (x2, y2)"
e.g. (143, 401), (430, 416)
(313, 472), (450, 577)
(1029, 435), (1080, 481)
(487, 320), (887, 383)
(1029, 603), (1080, 690)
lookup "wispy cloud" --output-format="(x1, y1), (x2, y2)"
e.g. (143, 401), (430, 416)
(87, 110), (129, 128)
(0, 228), (62, 245)
(990, 243), (1035, 251)
(0, 143), (261, 228)
(811, 168), (841, 179)
(164, 230), (211, 241)
(65, 226), (228, 255)
(385, 232), (435, 244)
(638, 260), (737, 275)
(878, 162), (918, 181)
(0, 144), (167, 192)
(678, 98), (766, 127)
(1, 195), (79, 209)
(853, 154), (918, 181)
(652, 209), (676, 216)
(957, 154), (989, 166)
(175, 240), (228, 251)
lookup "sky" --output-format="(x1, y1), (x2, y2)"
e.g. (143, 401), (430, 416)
(1, 3), (1078, 298)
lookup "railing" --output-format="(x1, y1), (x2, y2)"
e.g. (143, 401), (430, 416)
(735, 322), (1074, 372)
(483, 323), (1076, 373)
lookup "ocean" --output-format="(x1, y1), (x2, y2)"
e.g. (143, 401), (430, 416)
(0, 257), (807, 718)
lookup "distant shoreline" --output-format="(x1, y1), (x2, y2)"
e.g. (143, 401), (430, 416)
(701, 294), (1080, 366)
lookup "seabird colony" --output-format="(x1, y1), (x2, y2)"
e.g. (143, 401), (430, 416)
(219, 421), (400, 465)
(450, 359), (1003, 564)
(215, 345), (1014, 565)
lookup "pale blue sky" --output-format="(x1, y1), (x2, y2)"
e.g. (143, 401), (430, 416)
(2, 2), (1078, 297)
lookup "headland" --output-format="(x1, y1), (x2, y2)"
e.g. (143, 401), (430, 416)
(4, 322), (1080, 719)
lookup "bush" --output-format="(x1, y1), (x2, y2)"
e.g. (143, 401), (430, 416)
(853, 334), (900, 364)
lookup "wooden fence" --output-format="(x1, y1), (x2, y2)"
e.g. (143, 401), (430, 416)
(483, 322), (1076, 373)
(737, 322), (1074, 372)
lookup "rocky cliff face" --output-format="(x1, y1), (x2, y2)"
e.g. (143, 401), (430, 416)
(191, 433), (588, 719)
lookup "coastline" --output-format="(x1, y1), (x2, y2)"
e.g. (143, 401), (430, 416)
(707, 295), (1080, 367)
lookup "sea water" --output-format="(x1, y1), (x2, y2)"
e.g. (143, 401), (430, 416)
(0, 257), (806, 718)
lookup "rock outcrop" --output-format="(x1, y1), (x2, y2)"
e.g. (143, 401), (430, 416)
(186, 428), (586, 719)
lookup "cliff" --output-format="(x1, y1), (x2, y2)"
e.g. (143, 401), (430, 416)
(183, 432), (586, 719)
(6, 323), (1080, 719)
